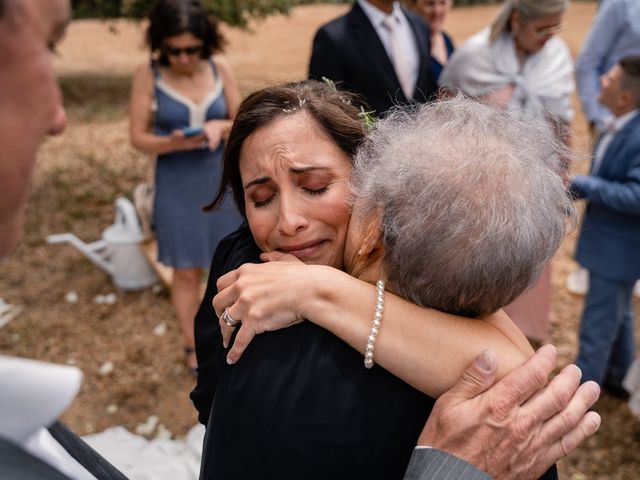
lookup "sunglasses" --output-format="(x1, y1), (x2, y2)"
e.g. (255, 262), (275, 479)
(533, 23), (564, 38)
(163, 45), (203, 57)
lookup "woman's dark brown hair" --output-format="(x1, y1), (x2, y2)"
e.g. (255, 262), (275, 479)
(146, 0), (225, 65)
(206, 80), (368, 217)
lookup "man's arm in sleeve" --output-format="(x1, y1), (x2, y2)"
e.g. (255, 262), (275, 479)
(404, 346), (600, 480)
(570, 154), (640, 215)
(403, 448), (491, 480)
(575, 0), (623, 127)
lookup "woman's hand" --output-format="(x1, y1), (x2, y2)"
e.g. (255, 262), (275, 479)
(213, 254), (321, 364)
(169, 129), (207, 150)
(203, 119), (231, 151)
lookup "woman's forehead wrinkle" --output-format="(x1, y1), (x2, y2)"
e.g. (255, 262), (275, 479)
(272, 142), (295, 172)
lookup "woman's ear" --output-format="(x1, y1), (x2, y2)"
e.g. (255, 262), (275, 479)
(358, 207), (384, 257)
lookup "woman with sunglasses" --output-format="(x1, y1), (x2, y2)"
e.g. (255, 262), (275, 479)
(439, 0), (574, 348)
(129, 0), (242, 373)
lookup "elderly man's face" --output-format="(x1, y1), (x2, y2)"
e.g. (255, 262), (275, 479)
(0, 0), (70, 259)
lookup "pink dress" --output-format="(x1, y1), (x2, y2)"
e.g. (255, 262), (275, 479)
(504, 263), (552, 343)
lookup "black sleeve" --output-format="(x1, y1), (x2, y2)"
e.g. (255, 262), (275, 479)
(190, 224), (261, 425)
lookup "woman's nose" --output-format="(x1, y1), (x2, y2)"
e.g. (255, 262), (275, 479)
(277, 196), (308, 236)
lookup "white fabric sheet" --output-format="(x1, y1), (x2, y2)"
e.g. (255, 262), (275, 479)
(83, 425), (205, 480)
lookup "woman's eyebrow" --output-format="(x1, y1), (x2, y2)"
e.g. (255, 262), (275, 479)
(244, 166), (331, 188)
(290, 166), (330, 174)
(244, 176), (271, 189)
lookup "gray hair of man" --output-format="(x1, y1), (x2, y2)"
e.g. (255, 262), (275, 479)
(489, 0), (568, 42)
(350, 96), (576, 318)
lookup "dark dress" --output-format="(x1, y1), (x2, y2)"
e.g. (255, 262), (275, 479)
(192, 225), (434, 480)
(191, 226), (558, 480)
(431, 31), (455, 81)
(152, 60), (241, 269)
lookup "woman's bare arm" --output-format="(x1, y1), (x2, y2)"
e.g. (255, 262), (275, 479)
(215, 260), (533, 398)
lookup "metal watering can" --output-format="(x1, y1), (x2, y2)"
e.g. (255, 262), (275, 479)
(47, 197), (158, 291)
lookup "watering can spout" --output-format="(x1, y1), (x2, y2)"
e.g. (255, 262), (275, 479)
(46, 233), (115, 275)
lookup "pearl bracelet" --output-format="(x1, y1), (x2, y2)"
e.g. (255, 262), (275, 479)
(364, 279), (385, 369)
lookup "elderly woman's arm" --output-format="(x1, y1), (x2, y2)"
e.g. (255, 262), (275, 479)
(215, 261), (533, 398)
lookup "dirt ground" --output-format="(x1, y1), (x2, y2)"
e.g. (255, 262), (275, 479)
(1, 2), (639, 479)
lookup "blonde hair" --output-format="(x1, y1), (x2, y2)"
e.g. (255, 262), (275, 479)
(489, 0), (568, 42)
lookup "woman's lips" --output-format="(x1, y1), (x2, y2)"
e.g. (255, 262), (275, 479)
(277, 240), (328, 259)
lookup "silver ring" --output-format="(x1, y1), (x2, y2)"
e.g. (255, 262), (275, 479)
(222, 307), (240, 328)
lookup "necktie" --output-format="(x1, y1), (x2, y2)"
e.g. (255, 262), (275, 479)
(382, 16), (413, 100)
(592, 118), (617, 175)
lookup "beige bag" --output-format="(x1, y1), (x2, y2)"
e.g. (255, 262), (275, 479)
(133, 181), (154, 241)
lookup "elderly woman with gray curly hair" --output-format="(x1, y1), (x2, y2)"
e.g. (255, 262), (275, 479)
(199, 86), (575, 479)
(217, 96), (573, 355)
(438, 0), (575, 343)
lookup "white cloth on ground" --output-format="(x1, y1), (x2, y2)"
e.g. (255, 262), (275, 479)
(83, 424), (205, 480)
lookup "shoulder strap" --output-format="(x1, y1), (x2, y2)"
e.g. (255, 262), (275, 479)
(209, 58), (221, 84)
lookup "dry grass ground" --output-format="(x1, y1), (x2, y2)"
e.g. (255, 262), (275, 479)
(1, 3), (638, 478)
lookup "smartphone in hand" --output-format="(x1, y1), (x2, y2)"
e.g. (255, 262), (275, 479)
(182, 126), (204, 137)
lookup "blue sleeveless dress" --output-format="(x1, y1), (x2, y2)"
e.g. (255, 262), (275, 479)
(152, 61), (242, 269)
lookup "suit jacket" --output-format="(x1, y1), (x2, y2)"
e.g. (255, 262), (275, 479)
(0, 422), (128, 480)
(402, 448), (491, 480)
(402, 448), (558, 480)
(573, 112), (640, 281)
(308, 2), (436, 116)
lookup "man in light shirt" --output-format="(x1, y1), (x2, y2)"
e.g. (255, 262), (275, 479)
(575, 0), (640, 135)
(0, 0), (599, 478)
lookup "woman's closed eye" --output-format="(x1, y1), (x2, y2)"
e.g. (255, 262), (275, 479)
(298, 171), (333, 197)
(249, 186), (276, 208)
(302, 185), (329, 196)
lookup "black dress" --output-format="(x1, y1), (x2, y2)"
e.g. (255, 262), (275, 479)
(191, 225), (434, 479)
(191, 225), (558, 480)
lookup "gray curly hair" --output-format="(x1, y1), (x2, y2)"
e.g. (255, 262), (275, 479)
(351, 96), (575, 317)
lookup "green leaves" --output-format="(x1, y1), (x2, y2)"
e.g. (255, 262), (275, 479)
(71, 0), (349, 27)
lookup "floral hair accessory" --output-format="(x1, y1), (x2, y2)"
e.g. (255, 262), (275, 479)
(322, 77), (377, 130)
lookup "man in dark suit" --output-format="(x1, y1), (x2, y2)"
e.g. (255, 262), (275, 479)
(309, 0), (436, 116)
(0, 0), (599, 478)
(571, 55), (640, 395)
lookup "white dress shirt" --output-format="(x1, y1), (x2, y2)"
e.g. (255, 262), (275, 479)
(592, 109), (639, 175)
(0, 355), (98, 480)
(357, 0), (420, 97)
